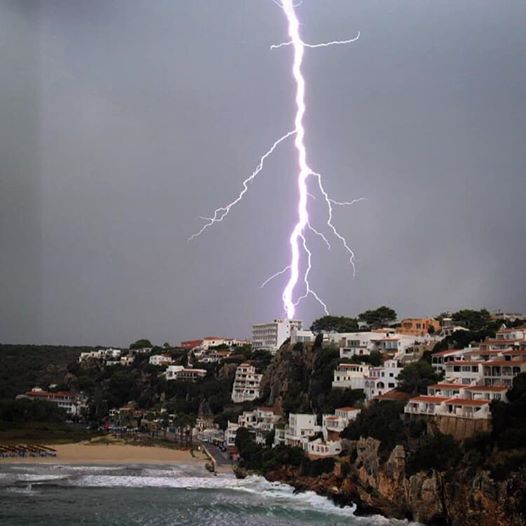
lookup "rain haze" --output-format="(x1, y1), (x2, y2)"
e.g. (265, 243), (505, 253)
(1, 0), (525, 346)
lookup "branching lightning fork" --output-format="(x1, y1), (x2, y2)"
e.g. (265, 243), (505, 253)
(190, 0), (362, 319)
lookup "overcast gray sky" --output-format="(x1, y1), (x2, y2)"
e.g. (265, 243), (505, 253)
(1, 0), (525, 346)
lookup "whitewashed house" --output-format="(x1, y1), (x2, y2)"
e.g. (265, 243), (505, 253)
(231, 363), (263, 403)
(332, 363), (370, 389)
(307, 438), (342, 458)
(165, 365), (185, 380)
(149, 354), (173, 367)
(283, 413), (321, 449)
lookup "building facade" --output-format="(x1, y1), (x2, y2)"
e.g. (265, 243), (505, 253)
(399, 318), (441, 336)
(231, 363), (263, 403)
(252, 319), (302, 352)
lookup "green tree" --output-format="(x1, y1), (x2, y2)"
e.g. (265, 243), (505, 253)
(406, 433), (461, 475)
(451, 309), (492, 331)
(507, 372), (526, 402)
(398, 360), (438, 394)
(358, 306), (397, 328)
(235, 426), (252, 452)
(130, 339), (152, 349)
(341, 401), (406, 456)
(310, 316), (358, 333)
(432, 328), (496, 354)
(348, 350), (383, 367)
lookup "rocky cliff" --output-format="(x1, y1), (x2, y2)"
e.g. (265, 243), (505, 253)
(259, 342), (319, 414)
(266, 437), (525, 526)
(256, 342), (525, 525)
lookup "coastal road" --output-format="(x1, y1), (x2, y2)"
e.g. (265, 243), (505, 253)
(200, 442), (232, 473)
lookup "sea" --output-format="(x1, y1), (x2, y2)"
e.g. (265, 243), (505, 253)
(0, 463), (417, 526)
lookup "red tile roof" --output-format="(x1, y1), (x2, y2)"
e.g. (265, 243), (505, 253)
(446, 361), (483, 366)
(502, 349), (526, 356)
(409, 396), (449, 403)
(374, 390), (411, 401)
(486, 338), (525, 344)
(464, 385), (507, 392)
(432, 349), (463, 357)
(463, 349), (501, 355)
(445, 398), (489, 406)
(482, 360), (526, 366)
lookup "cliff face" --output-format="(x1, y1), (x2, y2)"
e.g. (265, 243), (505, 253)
(258, 344), (524, 525)
(350, 437), (525, 526)
(259, 343), (318, 414)
(267, 438), (525, 526)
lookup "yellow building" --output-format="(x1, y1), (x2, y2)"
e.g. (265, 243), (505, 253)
(399, 318), (441, 336)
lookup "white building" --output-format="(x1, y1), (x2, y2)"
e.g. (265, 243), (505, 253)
(404, 389), (499, 421)
(17, 388), (86, 417)
(199, 337), (227, 350)
(79, 348), (122, 363)
(149, 354), (173, 367)
(224, 422), (240, 449)
(231, 363), (263, 403)
(237, 407), (281, 444)
(120, 355), (135, 366)
(332, 363), (370, 390)
(307, 438), (342, 458)
(197, 428), (225, 447)
(290, 329), (318, 345)
(404, 333), (526, 426)
(339, 332), (428, 359)
(283, 413), (321, 449)
(322, 407), (361, 441)
(176, 368), (207, 382)
(431, 349), (467, 373)
(165, 365), (185, 380)
(363, 359), (403, 399)
(252, 318), (302, 353)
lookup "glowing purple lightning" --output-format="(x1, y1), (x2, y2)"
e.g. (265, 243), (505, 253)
(279, 0), (361, 319)
(190, 0), (361, 320)
(280, 0), (311, 320)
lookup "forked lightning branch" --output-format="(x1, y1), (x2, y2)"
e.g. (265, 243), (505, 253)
(190, 0), (362, 319)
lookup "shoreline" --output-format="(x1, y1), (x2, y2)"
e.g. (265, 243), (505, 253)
(0, 441), (208, 466)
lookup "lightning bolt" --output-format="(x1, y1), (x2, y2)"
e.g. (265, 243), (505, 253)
(188, 130), (295, 242)
(279, 0), (361, 319)
(190, 0), (362, 320)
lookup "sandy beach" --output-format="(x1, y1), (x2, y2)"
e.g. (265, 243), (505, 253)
(0, 441), (208, 465)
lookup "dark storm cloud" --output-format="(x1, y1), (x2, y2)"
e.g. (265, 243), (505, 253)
(1, 0), (525, 345)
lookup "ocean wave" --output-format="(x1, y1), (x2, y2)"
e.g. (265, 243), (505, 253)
(62, 472), (416, 524)
(15, 474), (68, 482)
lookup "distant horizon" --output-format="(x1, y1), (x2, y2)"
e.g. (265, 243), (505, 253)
(1, 304), (523, 348)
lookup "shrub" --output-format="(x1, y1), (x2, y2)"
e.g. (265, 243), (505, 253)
(406, 434), (460, 475)
(301, 457), (335, 477)
(341, 401), (406, 457)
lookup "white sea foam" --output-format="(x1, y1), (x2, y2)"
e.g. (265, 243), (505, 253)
(66, 472), (416, 524)
(72, 474), (238, 489)
(16, 474), (68, 482)
(1, 465), (421, 525)
(50, 465), (121, 472)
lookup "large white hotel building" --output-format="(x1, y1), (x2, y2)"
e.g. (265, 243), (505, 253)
(252, 318), (302, 353)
